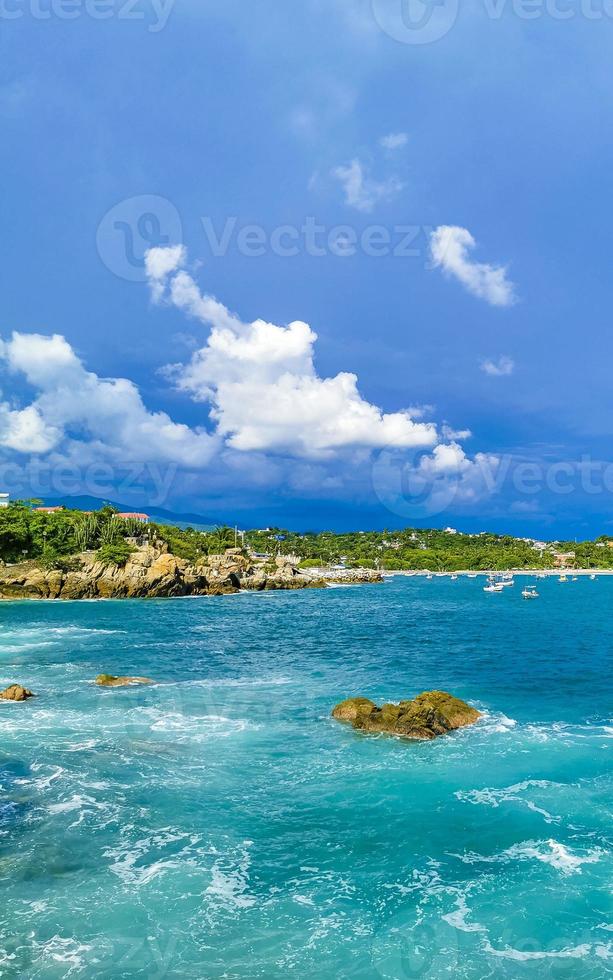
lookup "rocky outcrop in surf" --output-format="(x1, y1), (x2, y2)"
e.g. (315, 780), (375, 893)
(95, 675), (153, 687)
(0, 545), (382, 600)
(0, 684), (35, 701)
(332, 690), (481, 740)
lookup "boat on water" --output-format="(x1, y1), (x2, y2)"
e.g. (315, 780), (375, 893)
(426, 573), (433, 580)
(572, 576), (578, 582)
(450, 574), (458, 581)
(467, 573), (477, 578)
(559, 574), (569, 583)
(522, 585), (539, 599)
(484, 582), (504, 593)
(590, 574), (597, 580)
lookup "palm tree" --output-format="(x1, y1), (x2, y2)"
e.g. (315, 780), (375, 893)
(208, 525), (236, 554)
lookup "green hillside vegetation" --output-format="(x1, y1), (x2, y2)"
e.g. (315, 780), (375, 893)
(0, 502), (612, 571)
(244, 527), (613, 572)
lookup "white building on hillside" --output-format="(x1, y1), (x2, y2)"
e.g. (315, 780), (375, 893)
(0, 493), (9, 508)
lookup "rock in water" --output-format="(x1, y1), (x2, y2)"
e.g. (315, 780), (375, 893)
(95, 674), (153, 687)
(332, 690), (481, 740)
(0, 684), (34, 701)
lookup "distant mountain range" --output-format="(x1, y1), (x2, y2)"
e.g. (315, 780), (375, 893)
(41, 496), (218, 531)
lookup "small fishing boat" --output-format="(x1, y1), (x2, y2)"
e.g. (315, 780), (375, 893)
(559, 575), (568, 583)
(522, 585), (539, 599)
(450, 574), (458, 581)
(484, 576), (504, 593)
(590, 574), (597, 580)
(467, 573), (477, 578)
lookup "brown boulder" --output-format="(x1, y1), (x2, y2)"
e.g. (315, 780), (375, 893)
(95, 674), (153, 687)
(332, 690), (481, 740)
(332, 697), (377, 723)
(0, 684), (34, 701)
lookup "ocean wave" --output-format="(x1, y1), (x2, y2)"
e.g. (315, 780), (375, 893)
(474, 710), (518, 734)
(0, 625), (125, 657)
(163, 675), (292, 689)
(143, 709), (257, 740)
(2, 626), (124, 639)
(451, 838), (603, 875)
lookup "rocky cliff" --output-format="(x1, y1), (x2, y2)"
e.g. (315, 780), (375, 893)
(0, 546), (382, 600)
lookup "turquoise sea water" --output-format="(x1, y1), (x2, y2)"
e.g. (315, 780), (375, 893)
(0, 576), (611, 979)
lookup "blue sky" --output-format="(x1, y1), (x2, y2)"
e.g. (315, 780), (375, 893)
(1, 0), (612, 535)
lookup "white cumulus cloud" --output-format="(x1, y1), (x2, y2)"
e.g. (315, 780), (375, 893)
(430, 226), (516, 307)
(0, 331), (217, 465)
(147, 246), (440, 457)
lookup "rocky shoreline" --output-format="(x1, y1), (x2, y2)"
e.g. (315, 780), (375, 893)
(0, 545), (382, 600)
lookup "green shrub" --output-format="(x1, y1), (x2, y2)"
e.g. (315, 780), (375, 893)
(39, 552), (81, 572)
(96, 542), (135, 567)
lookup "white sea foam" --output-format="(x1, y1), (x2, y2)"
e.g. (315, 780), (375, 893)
(293, 894), (315, 906)
(2, 626), (123, 640)
(147, 710), (256, 740)
(452, 839), (603, 875)
(46, 793), (117, 830)
(104, 827), (203, 886)
(206, 840), (256, 910)
(455, 779), (563, 823)
(15, 764), (65, 791)
(442, 893), (487, 934)
(482, 940), (592, 961)
(473, 710), (517, 734)
(32, 935), (94, 974)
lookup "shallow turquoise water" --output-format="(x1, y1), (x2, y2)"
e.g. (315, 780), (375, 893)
(0, 576), (611, 978)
